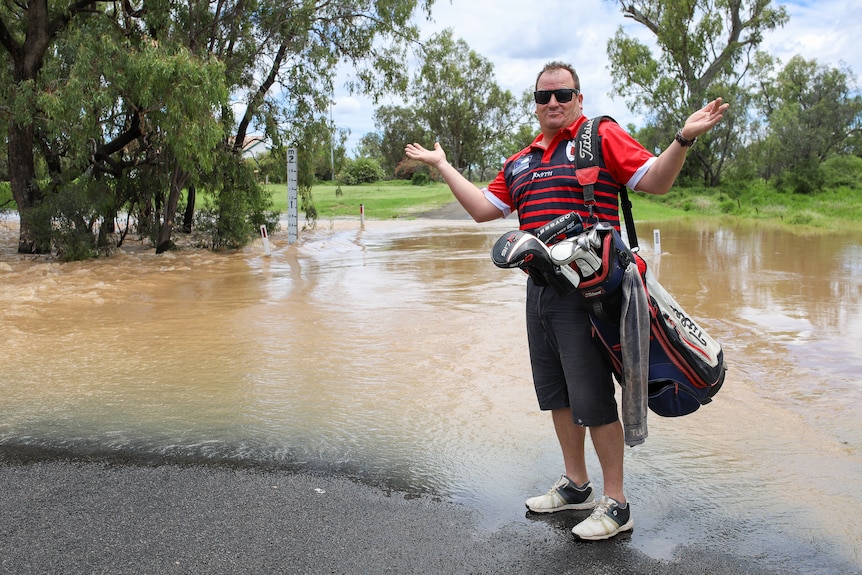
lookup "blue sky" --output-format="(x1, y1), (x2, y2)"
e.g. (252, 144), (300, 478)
(331, 0), (861, 156)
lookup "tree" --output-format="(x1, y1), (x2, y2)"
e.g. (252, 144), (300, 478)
(606, 0), (788, 185)
(373, 105), (432, 176)
(356, 132), (384, 163)
(484, 88), (538, 177)
(0, 0), (116, 253)
(750, 55), (862, 193)
(127, 0), (436, 247)
(411, 29), (522, 180)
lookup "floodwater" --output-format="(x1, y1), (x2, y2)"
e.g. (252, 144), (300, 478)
(1, 214), (860, 574)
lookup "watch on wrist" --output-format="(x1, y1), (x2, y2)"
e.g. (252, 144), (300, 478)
(675, 130), (696, 147)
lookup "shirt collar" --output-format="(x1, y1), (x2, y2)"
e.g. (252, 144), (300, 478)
(529, 115), (588, 151)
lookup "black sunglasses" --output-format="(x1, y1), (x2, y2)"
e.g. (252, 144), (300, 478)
(534, 88), (579, 105)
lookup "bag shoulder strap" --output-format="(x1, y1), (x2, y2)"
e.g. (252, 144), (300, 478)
(574, 116), (639, 251)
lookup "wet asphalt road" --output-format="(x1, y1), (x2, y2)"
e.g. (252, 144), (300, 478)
(0, 452), (778, 575)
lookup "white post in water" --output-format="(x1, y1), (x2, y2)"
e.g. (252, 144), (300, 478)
(653, 228), (662, 254)
(360, 203), (365, 225)
(260, 225), (271, 256)
(287, 147), (298, 244)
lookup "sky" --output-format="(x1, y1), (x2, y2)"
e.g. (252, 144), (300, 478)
(330, 0), (862, 156)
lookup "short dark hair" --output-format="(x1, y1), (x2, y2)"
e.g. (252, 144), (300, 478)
(536, 61), (580, 91)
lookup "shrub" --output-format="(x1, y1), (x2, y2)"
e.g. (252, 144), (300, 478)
(720, 199), (738, 214)
(195, 154), (280, 249)
(38, 177), (119, 260)
(822, 155), (862, 189)
(786, 210), (824, 226)
(252, 152), (286, 184)
(395, 158), (431, 181)
(338, 158), (384, 185)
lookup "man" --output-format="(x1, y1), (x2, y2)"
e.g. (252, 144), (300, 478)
(405, 61), (728, 540)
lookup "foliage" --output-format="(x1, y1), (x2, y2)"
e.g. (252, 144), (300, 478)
(371, 30), (534, 182)
(338, 158), (385, 185)
(0, 181), (11, 210)
(252, 153), (285, 185)
(355, 132), (384, 162)
(411, 172), (430, 185)
(822, 155), (862, 190)
(372, 105), (433, 175)
(748, 55), (862, 193)
(193, 152), (280, 250)
(0, 0), (437, 256)
(393, 158), (440, 182)
(16, 174), (114, 260)
(410, 29), (527, 179)
(606, 0), (789, 185)
(486, 90), (540, 166)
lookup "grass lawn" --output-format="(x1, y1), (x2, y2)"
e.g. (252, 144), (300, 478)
(265, 181), (461, 220)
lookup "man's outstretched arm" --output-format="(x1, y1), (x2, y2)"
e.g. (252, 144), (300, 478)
(636, 98), (729, 196)
(405, 142), (504, 222)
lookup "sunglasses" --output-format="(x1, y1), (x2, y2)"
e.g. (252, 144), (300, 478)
(534, 88), (579, 105)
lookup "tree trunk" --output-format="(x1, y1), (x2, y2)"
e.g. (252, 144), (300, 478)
(7, 121), (50, 253)
(156, 163), (188, 253)
(182, 184), (195, 233)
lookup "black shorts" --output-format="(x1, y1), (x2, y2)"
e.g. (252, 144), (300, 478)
(525, 278), (619, 427)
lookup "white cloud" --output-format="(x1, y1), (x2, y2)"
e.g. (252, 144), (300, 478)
(333, 95), (364, 114)
(334, 0), (861, 156)
(761, 1), (861, 72)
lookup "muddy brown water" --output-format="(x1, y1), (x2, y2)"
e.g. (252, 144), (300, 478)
(1, 214), (860, 574)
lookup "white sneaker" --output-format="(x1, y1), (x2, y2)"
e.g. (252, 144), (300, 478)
(572, 495), (633, 540)
(525, 475), (595, 513)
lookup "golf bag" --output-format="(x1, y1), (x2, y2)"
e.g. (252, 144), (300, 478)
(490, 116), (725, 417)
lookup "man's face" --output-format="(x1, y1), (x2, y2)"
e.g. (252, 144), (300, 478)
(535, 69), (583, 134)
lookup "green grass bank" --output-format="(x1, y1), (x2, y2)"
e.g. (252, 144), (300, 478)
(266, 180), (862, 232)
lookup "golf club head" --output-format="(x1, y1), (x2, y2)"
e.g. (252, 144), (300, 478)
(550, 239), (602, 278)
(492, 230), (550, 268)
(491, 230), (579, 293)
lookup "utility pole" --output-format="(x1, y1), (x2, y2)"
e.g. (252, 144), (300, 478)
(330, 99), (335, 181)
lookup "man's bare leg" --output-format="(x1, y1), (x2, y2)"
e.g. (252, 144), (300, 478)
(589, 419), (625, 503)
(551, 407), (589, 485)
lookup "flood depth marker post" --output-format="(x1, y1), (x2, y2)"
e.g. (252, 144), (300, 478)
(287, 147), (298, 244)
(652, 228), (662, 280)
(260, 225), (271, 256)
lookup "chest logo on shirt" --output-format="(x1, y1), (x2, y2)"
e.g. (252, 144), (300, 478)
(512, 154), (532, 176)
(532, 170), (554, 180)
(566, 140), (576, 162)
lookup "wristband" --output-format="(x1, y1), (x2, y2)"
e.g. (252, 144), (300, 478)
(675, 130), (696, 147)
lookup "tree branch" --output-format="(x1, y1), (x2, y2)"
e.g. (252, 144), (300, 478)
(234, 42), (288, 152)
(622, 2), (660, 35)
